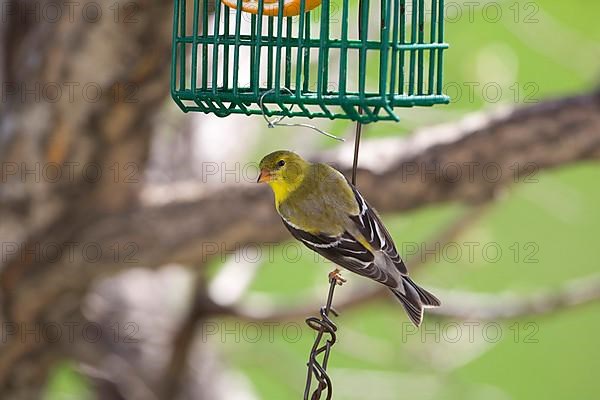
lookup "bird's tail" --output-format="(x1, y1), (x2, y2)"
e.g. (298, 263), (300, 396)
(390, 276), (441, 327)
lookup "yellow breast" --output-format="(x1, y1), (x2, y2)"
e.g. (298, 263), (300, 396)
(269, 179), (300, 210)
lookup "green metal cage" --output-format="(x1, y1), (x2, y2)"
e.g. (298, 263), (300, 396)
(171, 0), (449, 123)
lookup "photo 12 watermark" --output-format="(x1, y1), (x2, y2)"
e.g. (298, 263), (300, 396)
(444, 81), (540, 105)
(401, 321), (540, 344)
(194, 320), (541, 345)
(0, 161), (141, 185)
(199, 321), (304, 344)
(1, 241), (140, 265)
(1, 321), (139, 344)
(1, 1), (140, 24)
(200, 240), (541, 265)
(1, 81), (139, 104)
(444, 1), (540, 24)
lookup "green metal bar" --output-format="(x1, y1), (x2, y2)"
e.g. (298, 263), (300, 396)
(178, 0), (187, 91)
(427, 0), (437, 94)
(232, 2), (243, 94)
(338, 0), (349, 100)
(416, 0), (424, 94)
(358, 0), (369, 101)
(253, 0), (265, 96)
(211, 0), (222, 95)
(302, 12), (311, 92)
(398, 0), (406, 94)
(236, 99), (249, 112)
(178, 93), (449, 120)
(436, 0), (445, 94)
(379, 0), (391, 97)
(250, 14), (257, 89)
(278, 103), (294, 117)
(361, 105), (377, 120)
(388, 0), (400, 96)
(203, 98), (219, 112)
(178, 88), (450, 102)
(209, 97), (229, 114)
(408, 0), (417, 95)
(177, 35), (448, 50)
(274, 0), (285, 93)
(316, 0), (330, 95)
(381, 102), (400, 120)
(193, 98), (209, 112)
(223, 3), (230, 89)
(294, 0), (307, 96)
(267, 17), (274, 90)
(179, 103), (381, 119)
(285, 18), (293, 89)
(171, 0), (190, 113)
(317, 0), (332, 117)
(201, 0), (209, 89)
(273, 0), (293, 116)
(182, 90), (449, 106)
(171, 0), (181, 92)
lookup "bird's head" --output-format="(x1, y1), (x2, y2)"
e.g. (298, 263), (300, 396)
(257, 150), (308, 194)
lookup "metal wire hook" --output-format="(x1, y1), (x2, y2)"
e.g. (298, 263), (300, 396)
(258, 88), (345, 142)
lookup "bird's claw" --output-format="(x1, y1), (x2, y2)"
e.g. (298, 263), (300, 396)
(328, 268), (347, 286)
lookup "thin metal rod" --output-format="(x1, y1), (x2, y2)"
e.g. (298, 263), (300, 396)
(352, 121), (362, 185)
(352, 0), (366, 186)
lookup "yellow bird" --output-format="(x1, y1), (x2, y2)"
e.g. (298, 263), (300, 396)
(257, 150), (440, 326)
(221, 0), (321, 17)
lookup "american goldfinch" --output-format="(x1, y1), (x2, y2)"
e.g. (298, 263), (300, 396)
(257, 150), (440, 327)
(221, 0), (321, 17)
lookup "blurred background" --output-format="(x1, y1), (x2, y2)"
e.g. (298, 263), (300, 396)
(1, 0), (600, 399)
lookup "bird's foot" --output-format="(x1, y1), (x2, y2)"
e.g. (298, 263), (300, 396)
(328, 268), (347, 286)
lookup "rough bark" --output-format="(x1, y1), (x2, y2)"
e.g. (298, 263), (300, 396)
(0, 0), (174, 396)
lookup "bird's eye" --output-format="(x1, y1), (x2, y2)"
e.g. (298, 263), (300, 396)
(277, 160), (285, 167)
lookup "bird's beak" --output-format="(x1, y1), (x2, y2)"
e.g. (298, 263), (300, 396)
(257, 168), (272, 183)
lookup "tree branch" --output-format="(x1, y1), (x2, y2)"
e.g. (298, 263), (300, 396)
(76, 90), (600, 275)
(215, 272), (600, 323)
(430, 274), (600, 320)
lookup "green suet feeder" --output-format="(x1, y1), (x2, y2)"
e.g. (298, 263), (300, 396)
(171, 0), (449, 123)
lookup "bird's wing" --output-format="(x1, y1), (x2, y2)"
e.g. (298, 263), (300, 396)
(348, 184), (408, 275)
(281, 217), (401, 288)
